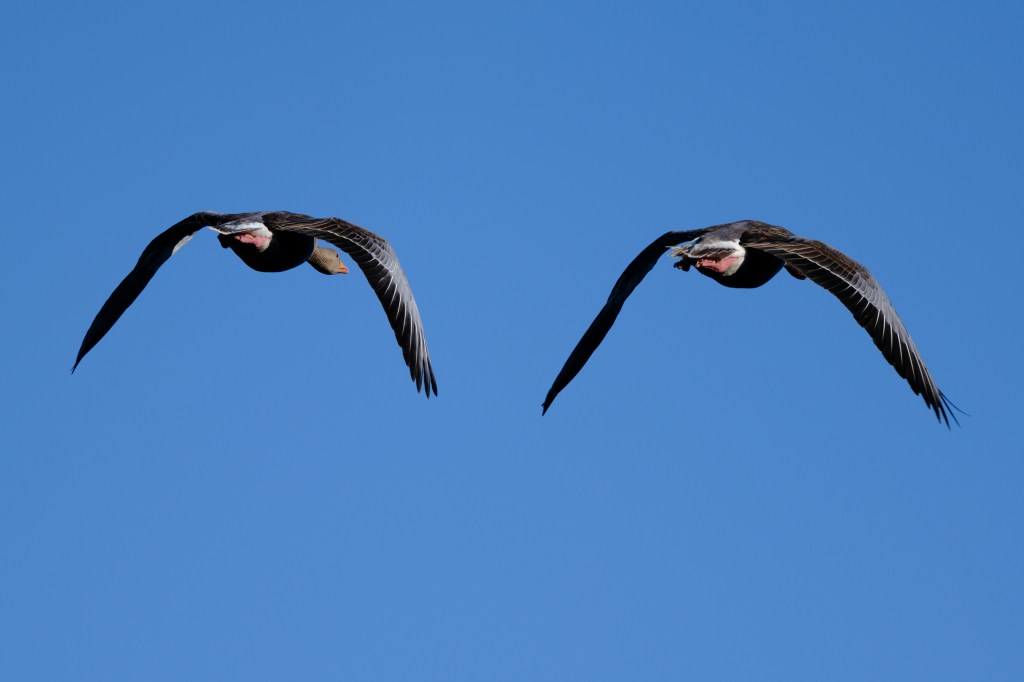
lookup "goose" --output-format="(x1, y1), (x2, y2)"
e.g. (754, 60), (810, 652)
(74, 210), (437, 397)
(542, 220), (956, 425)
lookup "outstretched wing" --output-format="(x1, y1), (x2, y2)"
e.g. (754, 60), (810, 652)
(740, 224), (956, 426)
(268, 213), (438, 398)
(73, 211), (231, 372)
(542, 229), (713, 414)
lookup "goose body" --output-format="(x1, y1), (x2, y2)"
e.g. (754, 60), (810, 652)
(74, 210), (437, 397)
(542, 220), (955, 425)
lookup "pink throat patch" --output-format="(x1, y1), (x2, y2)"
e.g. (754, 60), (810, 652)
(696, 255), (739, 273)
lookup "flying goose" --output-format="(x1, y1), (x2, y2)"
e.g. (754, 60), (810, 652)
(74, 211), (437, 397)
(542, 221), (956, 425)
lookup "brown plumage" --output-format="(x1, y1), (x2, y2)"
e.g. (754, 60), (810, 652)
(542, 220), (957, 425)
(74, 210), (437, 398)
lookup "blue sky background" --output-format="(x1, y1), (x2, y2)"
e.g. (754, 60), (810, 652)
(2, 1), (1022, 679)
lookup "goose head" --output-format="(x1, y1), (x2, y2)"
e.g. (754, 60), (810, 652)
(308, 246), (349, 275)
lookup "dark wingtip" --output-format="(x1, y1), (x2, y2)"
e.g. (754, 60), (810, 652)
(937, 391), (967, 430)
(423, 379), (438, 399)
(416, 368), (438, 399)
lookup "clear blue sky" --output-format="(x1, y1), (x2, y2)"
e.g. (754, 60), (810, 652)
(2, 1), (1022, 679)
